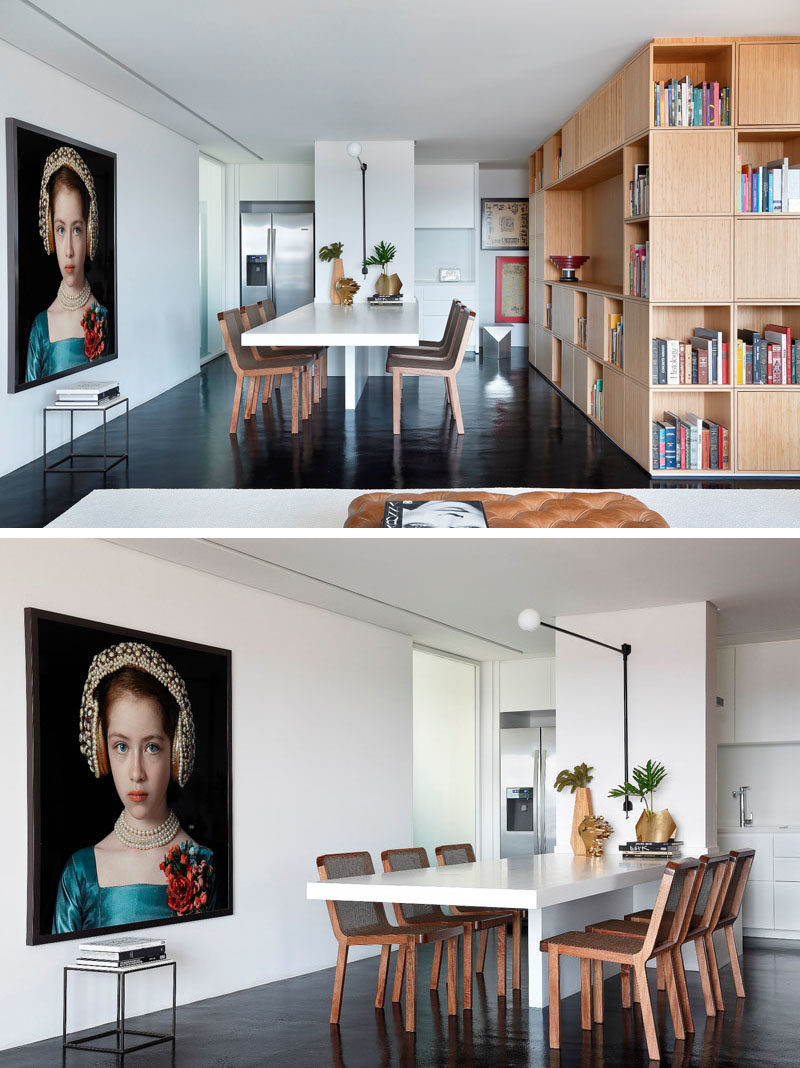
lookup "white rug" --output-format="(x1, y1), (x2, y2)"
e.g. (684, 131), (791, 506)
(46, 486), (800, 529)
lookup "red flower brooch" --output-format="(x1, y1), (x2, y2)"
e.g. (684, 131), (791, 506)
(81, 303), (107, 361)
(160, 841), (214, 917)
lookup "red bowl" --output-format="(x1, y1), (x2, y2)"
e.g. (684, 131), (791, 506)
(549, 255), (590, 269)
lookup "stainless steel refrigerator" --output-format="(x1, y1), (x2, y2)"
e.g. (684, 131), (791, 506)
(240, 204), (314, 317)
(500, 711), (557, 858)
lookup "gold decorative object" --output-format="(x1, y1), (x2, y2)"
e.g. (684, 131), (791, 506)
(570, 787), (594, 856)
(578, 815), (613, 857)
(636, 808), (677, 843)
(375, 272), (402, 297)
(335, 277), (360, 306)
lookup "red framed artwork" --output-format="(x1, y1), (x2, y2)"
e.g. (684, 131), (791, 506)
(495, 257), (528, 323)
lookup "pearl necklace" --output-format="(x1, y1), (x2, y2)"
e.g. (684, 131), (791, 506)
(57, 279), (91, 311)
(114, 810), (179, 851)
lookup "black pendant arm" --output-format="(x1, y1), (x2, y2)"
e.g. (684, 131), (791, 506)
(360, 162), (368, 276)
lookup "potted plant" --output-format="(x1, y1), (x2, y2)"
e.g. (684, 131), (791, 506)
(363, 240), (402, 296)
(554, 762), (595, 856)
(608, 759), (676, 842)
(319, 242), (345, 304)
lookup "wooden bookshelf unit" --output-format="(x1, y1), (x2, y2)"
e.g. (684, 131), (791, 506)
(529, 36), (800, 476)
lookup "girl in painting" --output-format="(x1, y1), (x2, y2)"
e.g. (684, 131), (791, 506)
(25, 146), (108, 383)
(52, 643), (215, 933)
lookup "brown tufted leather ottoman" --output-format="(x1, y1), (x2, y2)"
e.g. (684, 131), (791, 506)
(344, 491), (669, 528)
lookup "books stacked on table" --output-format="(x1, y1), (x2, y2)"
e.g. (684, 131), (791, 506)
(367, 295), (406, 304)
(54, 382), (120, 407)
(619, 840), (683, 859)
(76, 936), (166, 967)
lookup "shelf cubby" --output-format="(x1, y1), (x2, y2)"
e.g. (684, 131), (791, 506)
(652, 390), (733, 471)
(735, 305), (800, 386)
(651, 43), (734, 127)
(574, 289), (587, 346)
(735, 130), (800, 215)
(650, 304), (734, 385)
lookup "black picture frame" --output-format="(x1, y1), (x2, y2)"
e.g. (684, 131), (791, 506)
(480, 198), (529, 251)
(6, 119), (118, 393)
(25, 608), (232, 945)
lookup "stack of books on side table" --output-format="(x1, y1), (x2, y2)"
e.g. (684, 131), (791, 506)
(54, 381), (119, 407)
(76, 936), (166, 967)
(619, 840), (683, 859)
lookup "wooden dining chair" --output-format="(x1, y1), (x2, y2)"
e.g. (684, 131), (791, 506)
(240, 302), (326, 413)
(218, 308), (314, 434)
(387, 299), (461, 358)
(317, 851), (464, 1031)
(382, 846), (515, 1008)
(435, 843), (522, 994)
(705, 849), (755, 1005)
(541, 858), (701, 1062)
(386, 307), (475, 435)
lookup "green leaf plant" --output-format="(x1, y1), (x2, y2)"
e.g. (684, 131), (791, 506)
(362, 240), (397, 274)
(553, 762), (594, 794)
(608, 759), (667, 815)
(318, 242), (344, 262)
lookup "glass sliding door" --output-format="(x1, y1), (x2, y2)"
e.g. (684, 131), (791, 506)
(412, 648), (477, 863)
(199, 155), (225, 361)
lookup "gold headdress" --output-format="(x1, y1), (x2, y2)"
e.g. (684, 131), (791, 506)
(79, 642), (195, 787)
(39, 145), (99, 260)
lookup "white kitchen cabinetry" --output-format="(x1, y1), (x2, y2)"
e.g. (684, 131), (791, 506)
(416, 284), (479, 353)
(500, 659), (554, 713)
(716, 646), (735, 743)
(734, 640), (800, 743)
(718, 831), (800, 936)
(415, 165), (476, 229)
(774, 883), (800, 929)
(239, 164), (314, 202)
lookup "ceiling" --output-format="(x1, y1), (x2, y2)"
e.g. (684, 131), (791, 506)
(4, 2), (800, 165)
(113, 537), (800, 659)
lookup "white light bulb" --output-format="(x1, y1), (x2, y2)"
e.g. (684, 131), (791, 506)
(346, 142), (362, 158)
(517, 608), (541, 632)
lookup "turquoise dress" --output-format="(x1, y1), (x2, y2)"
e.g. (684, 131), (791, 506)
(52, 845), (216, 934)
(25, 303), (108, 383)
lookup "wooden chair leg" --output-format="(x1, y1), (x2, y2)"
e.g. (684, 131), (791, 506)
(725, 926), (746, 998)
(496, 922), (507, 998)
(252, 377), (263, 413)
(392, 944), (406, 1003)
(463, 928), (473, 1012)
(512, 911), (521, 991)
(694, 936), (717, 1017)
(656, 954), (666, 991)
(673, 947), (694, 1033)
(580, 959), (592, 1030)
(291, 370), (299, 435)
(376, 945), (390, 1008)
(663, 952), (685, 1041)
(634, 963), (660, 1062)
(444, 377), (452, 409)
(704, 932), (725, 1012)
(303, 367), (311, 417)
(476, 930), (489, 973)
(230, 376), (244, 434)
(446, 937), (457, 1015)
(313, 359), (321, 403)
(548, 949), (561, 1049)
(330, 943), (348, 1025)
(430, 942), (443, 990)
(321, 349), (328, 389)
(392, 370), (402, 435)
(621, 963), (632, 1009)
(593, 959), (603, 1023)
(448, 376), (464, 434)
(405, 939), (417, 1032)
(266, 376), (275, 401)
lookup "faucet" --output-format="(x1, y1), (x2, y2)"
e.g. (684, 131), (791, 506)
(732, 786), (752, 827)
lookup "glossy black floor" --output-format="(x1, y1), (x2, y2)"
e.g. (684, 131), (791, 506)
(1, 937), (796, 1067)
(3, 349), (798, 527)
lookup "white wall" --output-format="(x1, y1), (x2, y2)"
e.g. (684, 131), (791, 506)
(718, 745), (800, 827)
(0, 40), (200, 477)
(0, 541), (413, 1050)
(478, 167), (530, 347)
(314, 141), (415, 376)
(412, 650), (476, 863)
(554, 602), (716, 857)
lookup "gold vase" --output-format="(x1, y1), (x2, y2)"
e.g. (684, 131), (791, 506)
(330, 258), (344, 304)
(375, 272), (402, 297)
(635, 808), (677, 843)
(570, 787), (594, 856)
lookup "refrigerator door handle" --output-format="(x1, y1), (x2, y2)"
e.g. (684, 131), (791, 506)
(531, 750), (540, 854)
(267, 225), (274, 302)
(539, 749), (547, 852)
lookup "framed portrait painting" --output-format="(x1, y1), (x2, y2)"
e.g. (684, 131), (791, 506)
(6, 119), (118, 393)
(495, 257), (529, 323)
(25, 608), (232, 945)
(480, 198), (529, 251)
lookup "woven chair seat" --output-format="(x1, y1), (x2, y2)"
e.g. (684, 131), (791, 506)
(541, 930), (643, 957)
(588, 918), (649, 939)
(625, 909), (651, 922)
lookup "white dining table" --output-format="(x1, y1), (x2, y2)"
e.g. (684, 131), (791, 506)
(307, 853), (663, 1008)
(241, 300), (420, 409)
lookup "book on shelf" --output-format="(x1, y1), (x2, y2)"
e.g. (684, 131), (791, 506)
(76, 936), (166, 963)
(737, 327), (797, 385)
(652, 78), (730, 127)
(652, 412), (728, 471)
(608, 314), (623, 368)
(738, 157), (800, 213)
(628, 164), (649, 217)
(629, 242), (648, 298)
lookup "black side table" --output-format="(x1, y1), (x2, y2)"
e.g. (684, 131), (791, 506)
(43, 395), (129, 475)
(63, 957), (176, 1058)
